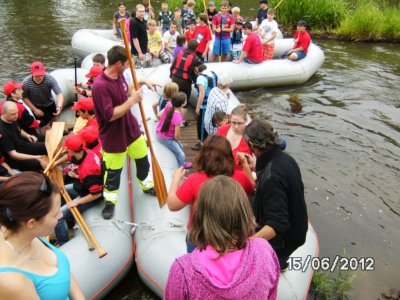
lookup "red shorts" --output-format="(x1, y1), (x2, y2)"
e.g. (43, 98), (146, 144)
(262, 44), (275, 60)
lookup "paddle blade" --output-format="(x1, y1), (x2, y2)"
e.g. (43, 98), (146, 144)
(152, 156), (167, 207)
(45, 122), (65, 160)
(72, 117), (88, 133)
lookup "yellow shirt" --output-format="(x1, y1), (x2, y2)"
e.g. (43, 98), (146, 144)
(148, 31), (162, 52)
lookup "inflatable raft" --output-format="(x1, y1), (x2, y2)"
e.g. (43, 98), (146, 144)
(125, 82), (320, 299)
(55, 55), (319, 298)
(74, 28), (324, 89)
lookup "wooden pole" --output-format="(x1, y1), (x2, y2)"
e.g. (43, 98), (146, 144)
(118, 19), (168, 207)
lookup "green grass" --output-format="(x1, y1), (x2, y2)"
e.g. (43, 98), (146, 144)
(269, 0), (348, 31)
(335, 0), (400, 41)
(311, 270), (333, 300)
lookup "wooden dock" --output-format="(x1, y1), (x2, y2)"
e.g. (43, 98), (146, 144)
(180, 118), (200, 172)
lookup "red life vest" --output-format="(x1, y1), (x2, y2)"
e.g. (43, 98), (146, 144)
(171, 51), (196, 80)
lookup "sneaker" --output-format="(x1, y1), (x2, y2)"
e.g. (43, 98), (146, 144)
(180, 120), (192, 128)
(183, 162), (192, 169)
(143, 187), (157, 196)
(139, 176), (154, 191)
(102, 202), (115, 220)
(191, 142), (202, 151)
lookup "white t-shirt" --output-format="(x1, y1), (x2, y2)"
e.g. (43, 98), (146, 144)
(259, 19), (278, 44)
(163, 30), (179, 49)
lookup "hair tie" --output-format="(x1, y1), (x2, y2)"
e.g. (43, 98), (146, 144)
(5, 208), (14, 222)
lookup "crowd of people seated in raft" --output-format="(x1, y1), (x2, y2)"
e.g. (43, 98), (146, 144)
(0, 0), (311, 298)
(114, 0), (311, 67)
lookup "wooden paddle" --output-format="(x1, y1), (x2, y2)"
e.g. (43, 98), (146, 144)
(51, 167), (107, 258)
(274, 0), (285, 9)
(43, 146), (65, 175)
(45, 122), (65, 161)
(118, 19), (168, 207)
(219, 19), (224, 62)
(49, 168), (95, 251)
(72, 117), (88, 133)
(74, 58), (78, 102)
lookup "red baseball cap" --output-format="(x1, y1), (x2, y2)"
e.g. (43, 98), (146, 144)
(30, 61), (46, 76)
(80, 126), (99, 143)
(71, 97), (94, 111)
(64, 134), (84, 152)
(3, 80), (23, 96)
(85, 65), (103, 78)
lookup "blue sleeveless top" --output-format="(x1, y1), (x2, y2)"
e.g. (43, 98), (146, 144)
(0, 237), (71, 300)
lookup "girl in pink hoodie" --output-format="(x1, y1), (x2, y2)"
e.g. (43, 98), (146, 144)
(164, 175), (280, 300)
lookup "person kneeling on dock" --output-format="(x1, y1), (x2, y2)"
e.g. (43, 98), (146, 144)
(54, 134), (103, 245)
(156, 92), (192, 169)
(92, 45), (156, 220)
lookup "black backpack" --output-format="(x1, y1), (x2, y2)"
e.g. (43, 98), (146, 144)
(195, 71), (218, 104)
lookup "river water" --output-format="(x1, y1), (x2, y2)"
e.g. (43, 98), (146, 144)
(1, 1), (399, 299)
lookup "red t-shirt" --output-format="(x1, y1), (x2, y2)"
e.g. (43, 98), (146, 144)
(216, 124), (252, 169)
(243, 32), (263, 63)
(86, 117), (99, 129)
(294, 30), (311, 53)
(193, 25), (212, 54)
(176, 170), (254, 228)
(185, 29), (196, 42)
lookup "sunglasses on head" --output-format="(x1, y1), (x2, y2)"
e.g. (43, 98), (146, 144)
(27, 175), (52, 209)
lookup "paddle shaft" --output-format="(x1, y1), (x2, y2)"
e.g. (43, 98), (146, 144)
(59, 182), (107, 258)
(43, 147), (65, 174)
(275, 0), (285, 9)
(219, 21), (224, 62)
(118, 19), (168, 207)
(74, 58), (78, 102)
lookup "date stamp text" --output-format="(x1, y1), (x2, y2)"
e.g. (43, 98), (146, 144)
(287, 256), (375, 272)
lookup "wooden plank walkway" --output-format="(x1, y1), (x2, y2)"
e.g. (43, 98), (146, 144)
(180, 118), (200, 173)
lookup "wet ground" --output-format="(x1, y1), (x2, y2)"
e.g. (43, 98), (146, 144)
(1, 1), (399, 298)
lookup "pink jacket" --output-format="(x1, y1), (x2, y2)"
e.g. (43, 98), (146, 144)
(164, 237), (280, 300)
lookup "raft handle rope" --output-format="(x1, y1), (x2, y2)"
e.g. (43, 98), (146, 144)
(113, 220), (155, 234)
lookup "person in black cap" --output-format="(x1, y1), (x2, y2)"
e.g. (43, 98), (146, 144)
(255, 0), (269, 28)
(284, 20), (311, 61)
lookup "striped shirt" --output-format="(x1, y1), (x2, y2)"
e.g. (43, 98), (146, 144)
(204, 87), (230, 135)
(22, 74), (62, 106)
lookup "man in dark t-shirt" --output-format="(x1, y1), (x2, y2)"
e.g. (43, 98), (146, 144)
(92, 45), (156, 220)
(22, 61), (64, 128)
(0, 101), (47, 171)
(130, 4), (148, 66)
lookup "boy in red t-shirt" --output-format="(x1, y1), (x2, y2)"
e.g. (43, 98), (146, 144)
(233, 22), (263, 64)
(185, 19), (196, 42)
(285, 20), (311, 61)
(193, 13), (212, 61)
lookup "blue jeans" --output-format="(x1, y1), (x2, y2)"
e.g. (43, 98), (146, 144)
(157, 137), (185, 166)
(55, 184), (102, 245)
(244, 57), (262, 64)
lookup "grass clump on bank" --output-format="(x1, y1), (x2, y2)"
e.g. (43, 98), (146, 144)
(336, 0), (400, 41)
(310, 269), (356, 300)
(269, 0), (348, 31)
